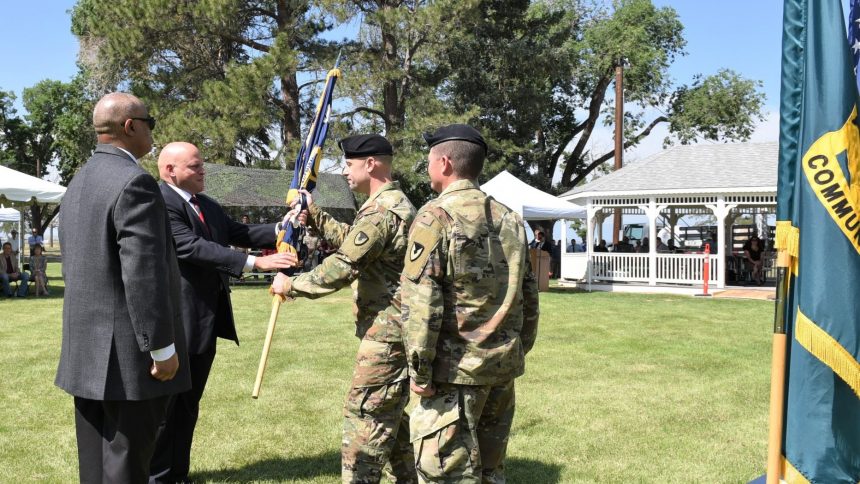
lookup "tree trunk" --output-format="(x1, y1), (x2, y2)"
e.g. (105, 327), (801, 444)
(281, 74), (301, 147)
(380, 11), (403, 132)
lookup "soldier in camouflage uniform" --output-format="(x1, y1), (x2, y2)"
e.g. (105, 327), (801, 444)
(272, 134), (418, 483)
(400, 124), (540, 483)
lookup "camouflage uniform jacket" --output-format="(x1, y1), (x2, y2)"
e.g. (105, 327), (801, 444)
(401, 179), (540, 387)
(287, 181), (416, 346)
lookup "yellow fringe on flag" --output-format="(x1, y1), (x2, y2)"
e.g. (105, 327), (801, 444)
(775, 221), (800, 258)
(796, 309), (860, 399)
(781, 456), (811, 484)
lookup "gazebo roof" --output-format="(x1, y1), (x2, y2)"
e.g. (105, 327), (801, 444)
(203, 163), (356, 210)
(560, 142), (777, 202)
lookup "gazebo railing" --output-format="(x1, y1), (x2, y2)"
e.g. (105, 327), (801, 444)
(589, 253), (718, 285)
(655, 254), (718, 284)
(591, 253), (649, 282)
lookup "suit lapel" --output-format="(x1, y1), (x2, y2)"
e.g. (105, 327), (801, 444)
(161, 182), (212, 240)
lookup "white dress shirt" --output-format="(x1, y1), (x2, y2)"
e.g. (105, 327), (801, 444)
(164, 183), (257, 273)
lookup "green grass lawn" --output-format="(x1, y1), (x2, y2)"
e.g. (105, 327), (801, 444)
(0, 265), (773, 483)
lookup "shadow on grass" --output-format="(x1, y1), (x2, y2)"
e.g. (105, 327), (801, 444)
(507, 457), (564, 483)
(192, 454), (561, 483)
(545, 285), (586, 294)
(191, 451), (340, 482)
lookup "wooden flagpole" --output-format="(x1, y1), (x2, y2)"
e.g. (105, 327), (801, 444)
(252, 295), (283, 398)
(766, 250), (791, 484)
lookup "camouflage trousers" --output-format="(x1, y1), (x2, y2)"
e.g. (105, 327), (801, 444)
(409, 380), (516, 484)
(342, 378), (416, 483)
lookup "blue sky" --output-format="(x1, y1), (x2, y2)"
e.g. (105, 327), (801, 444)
(1, 1), (789, 114)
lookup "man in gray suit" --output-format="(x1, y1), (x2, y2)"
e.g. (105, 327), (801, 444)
(56, 92), (191, 484)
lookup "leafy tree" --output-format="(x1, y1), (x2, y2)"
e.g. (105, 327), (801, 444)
(0, 77), (96, 233)
(71, 0), (339, 166)
(444, 0), (765, 192)
(320, 0), (483, 202)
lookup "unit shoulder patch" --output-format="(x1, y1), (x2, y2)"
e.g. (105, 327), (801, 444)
(340, 220), (383, 262)
(403, 211), (444, 281)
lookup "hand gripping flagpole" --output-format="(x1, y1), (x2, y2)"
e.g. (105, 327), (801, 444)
(253, 57), (341, 398)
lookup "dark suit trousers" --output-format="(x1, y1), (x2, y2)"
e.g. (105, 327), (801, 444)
(74, 395), (169, 484)
(149, 345), (216, 483)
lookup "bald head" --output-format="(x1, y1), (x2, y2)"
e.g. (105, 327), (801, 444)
(93, 93), (145, 135)
(159, 142), (206, 194)
(93, 92), (154, 158)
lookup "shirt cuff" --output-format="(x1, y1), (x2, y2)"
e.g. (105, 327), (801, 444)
(243, 255), (256, 272)
(150, 344), (176, 362)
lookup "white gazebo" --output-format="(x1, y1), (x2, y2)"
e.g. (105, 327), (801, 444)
(558, 142), (777, 291)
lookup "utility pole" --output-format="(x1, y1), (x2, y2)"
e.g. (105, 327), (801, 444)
(612, 57), (624, 246)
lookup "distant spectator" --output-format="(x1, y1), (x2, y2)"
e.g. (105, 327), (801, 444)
(551, 240), (561, 278)
(567, 238), (578, 253)
(241, 214), (251, 224)
(667, 239), (678, 253)
(614, 236), (634, 253)
(8, 230), (19, 257)
(704, 236), (718, 254)
(743, 235), (765, 285)
(28, 227), (44, 256)
(0, 242), (28, 297)
(303, 228), (321, 271)
(530, 230), (552, 253)
(656, 238), (669, 253)
(29, 243), (49, 296)
(594, 240), (608, 252)
(640, 237), (649, 253)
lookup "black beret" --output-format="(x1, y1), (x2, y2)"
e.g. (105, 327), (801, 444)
(422, 124), (487, 153)
(338, 134), (393, 158)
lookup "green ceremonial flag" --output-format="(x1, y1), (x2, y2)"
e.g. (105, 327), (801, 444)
(776, 0), (860, 481)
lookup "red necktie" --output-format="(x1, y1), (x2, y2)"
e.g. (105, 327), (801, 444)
(190, 195), (207, 226)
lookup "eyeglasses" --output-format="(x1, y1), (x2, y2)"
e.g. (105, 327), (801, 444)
(126, 116), (156, 130)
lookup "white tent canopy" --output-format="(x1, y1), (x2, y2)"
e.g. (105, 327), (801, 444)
(481, 170), (585, 220)
(0, 165), (66, 203)
(0, 207), (20, 222)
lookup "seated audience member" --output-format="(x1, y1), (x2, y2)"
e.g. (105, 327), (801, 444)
(656, 237), (669, 253)
(667, 239), (678, 253)
(0, 242), (29, 297)
(29, 243), (49, 296)
(594, 240), (609, 252)
(743, 235), (765, 285)
(614, 236), (633, 253)
(28, 227), (44, 256)
(640, 237), (649, 253)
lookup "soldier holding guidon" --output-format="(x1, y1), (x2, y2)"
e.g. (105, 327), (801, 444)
(401, 124), (540, 483)
(272, 134), (418, 483)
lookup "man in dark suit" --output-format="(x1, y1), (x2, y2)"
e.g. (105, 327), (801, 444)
(150, 141), (297, 483)
(56, 92), (191, 484)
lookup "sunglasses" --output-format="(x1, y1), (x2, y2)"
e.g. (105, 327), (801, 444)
(126, 116), (156, 130)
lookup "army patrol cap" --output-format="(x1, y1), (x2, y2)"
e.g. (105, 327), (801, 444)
(338, 134), (393, 158)
(422, 124), (487, 154)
